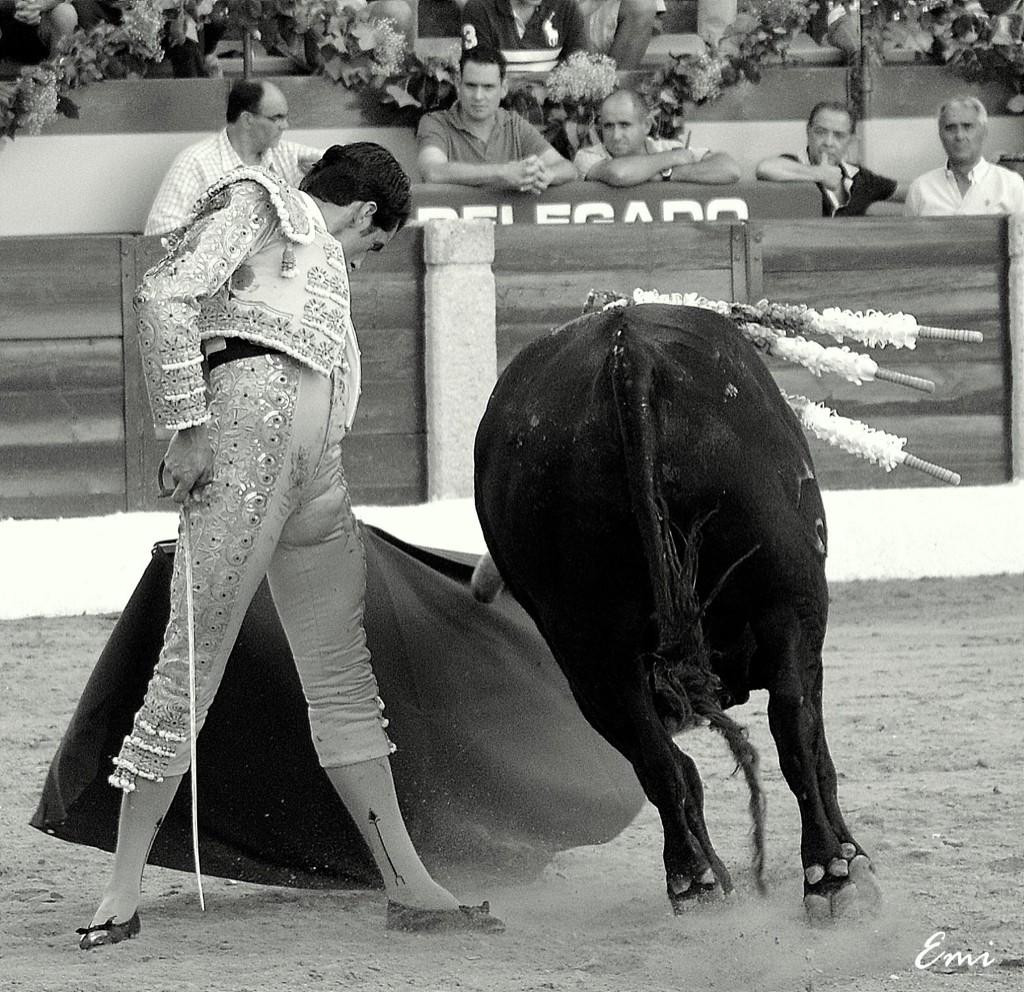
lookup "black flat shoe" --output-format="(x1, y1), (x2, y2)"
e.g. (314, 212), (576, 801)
(76, 911), (141, 949)
(385, 899), (505, 934)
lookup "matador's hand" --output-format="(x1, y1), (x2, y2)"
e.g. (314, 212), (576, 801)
(161, 424), (214, 504)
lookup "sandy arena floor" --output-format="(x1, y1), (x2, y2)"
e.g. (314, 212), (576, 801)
(1, 573), (1021, 992)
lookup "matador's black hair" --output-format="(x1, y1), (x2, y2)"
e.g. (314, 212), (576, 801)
(300, 143), (412, 233)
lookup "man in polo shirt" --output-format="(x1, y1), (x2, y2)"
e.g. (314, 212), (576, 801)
(145, 80), (322, 236)
(755, 101), (901, 217)
(905, 96), (1024, 216)
(575, 88), (740, 186)
(461, 0), (655, 71)
(416, 45), (576, 193)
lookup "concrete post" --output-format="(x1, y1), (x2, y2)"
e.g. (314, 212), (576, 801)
(422, 219), (497, 500)
(1009, 214), (1024, 481)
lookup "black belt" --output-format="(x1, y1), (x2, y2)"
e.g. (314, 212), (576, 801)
(206, 338), (284, 371)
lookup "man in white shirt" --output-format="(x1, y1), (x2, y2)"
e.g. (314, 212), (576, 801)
(144, 80), (322, 236)
(905, 96), (1024, 217)
(574, 88), (740, 186)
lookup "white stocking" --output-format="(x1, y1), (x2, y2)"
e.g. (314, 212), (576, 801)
(90, 773), (183, 926)
(325, 757), (458, 910)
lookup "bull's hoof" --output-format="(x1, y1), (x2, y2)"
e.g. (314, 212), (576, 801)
(667, 869), (723, 914)
(803, 854), (882, 922)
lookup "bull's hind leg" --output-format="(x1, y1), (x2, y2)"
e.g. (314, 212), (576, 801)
(667, 748), (734, 906)
(758, 609), (882, 920)
(599, 675), (733, 914)
(805, 715), (882, 918)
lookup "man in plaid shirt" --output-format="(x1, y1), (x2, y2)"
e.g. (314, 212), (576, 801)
(144, 79), (323, 236)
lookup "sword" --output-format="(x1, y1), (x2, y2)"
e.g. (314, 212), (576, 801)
(160, 459), (206, 912)
(182, 506), (206, 912)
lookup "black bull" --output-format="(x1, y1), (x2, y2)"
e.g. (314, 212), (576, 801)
(473, 303), (881, 919)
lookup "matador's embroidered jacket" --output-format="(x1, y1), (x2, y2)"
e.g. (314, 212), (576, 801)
(135, 168), (361, 431)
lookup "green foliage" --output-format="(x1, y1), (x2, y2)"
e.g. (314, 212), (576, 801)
(863, 0), (1024, 109)
(515, 51), (618, 157)
(0, 1), (165, 138)
(4, 0), (1021, 141)
(380, 53), (460, 114)
(644, 0), (816, 138)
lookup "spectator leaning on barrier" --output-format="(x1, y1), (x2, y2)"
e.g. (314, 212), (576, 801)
(416, 44), (576, 193)
(574, 88), (740, 187)
(904, 96), (1024, 217)
(144, 80), (322, 236)
(755, 101), (901, 217)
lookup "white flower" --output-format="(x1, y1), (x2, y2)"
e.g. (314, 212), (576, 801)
(685, 55), (723, 103)
(121, 1), (166, 61)
(17, 69), (59, 136)
(545, 51), (618, 104)
(368, 17), (408, 78)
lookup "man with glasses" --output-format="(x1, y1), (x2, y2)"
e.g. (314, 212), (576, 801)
(145, 80), (323, 236)
(755, 101), (902, 217)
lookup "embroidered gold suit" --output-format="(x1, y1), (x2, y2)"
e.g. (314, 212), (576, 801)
(112, 169), (393, 792)
(136, 171), (362, 432)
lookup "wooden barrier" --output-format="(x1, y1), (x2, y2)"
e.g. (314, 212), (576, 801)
(492, 222), (745, 367)
(489, 217), (1012, 492)
(0, 216), (1014, 518)
(0, 228), (427, 518)
(0, 237), (128, 518)
(752, 217), (1011, 489)
(412, 180), (822, 225)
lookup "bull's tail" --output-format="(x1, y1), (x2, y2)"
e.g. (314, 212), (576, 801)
(707, 711), (767, 895)
(609, 325), (767, 894)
